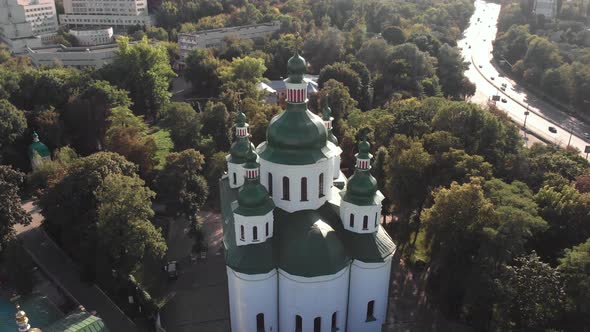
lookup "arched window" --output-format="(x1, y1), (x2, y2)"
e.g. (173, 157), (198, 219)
(295, 315), (302, 332)
(233, 172), (237, 185)
(283, 176), (290, 200)
(314, 317), (321, 332)
(301, 177), (308, 201)
(240, 225), (244, 241)
(319, 173), (324, 198)
(366, 300), (375, 321)
(256, 313), (265, 332)
(331, 312), (337, 330)
(253, 226), (258, 241)
(363, 215), (369, 230)
(375, 213), (378, 227)
(349, 214), (354, 227)
(265, 222), (269, 237)
(268, 173), (273, 196)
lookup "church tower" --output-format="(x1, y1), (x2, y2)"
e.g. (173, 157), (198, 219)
(220, 51), (395, 332)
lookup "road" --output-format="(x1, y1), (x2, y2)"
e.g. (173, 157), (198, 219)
(460, 0), (590, 156)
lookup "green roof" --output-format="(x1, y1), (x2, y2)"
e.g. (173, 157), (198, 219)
(259, 103), (330, 165)
(287, 51), (306, 83)
(220, 177), (395, 276)
(235, 178), (275, 216)
(229, 138), (255, 164)
(45, 310), (109, 332)
(28, 141), (51, 159)
(341, 170), (379, 206)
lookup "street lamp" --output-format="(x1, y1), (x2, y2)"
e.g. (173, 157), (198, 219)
(524, 109), (530, 147)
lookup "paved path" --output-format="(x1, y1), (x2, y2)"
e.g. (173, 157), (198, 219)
(17, 202), (136, 332)
(159, 211), (230, 331)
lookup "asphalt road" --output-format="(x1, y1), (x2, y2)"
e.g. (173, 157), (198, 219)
(460, 0), (590, 156)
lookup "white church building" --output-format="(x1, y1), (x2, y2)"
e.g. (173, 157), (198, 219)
(220, 52), (396, 332)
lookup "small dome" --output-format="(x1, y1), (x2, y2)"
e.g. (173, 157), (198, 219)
(237, 180), (270, 209)
(287, 51), (306, 83)
(344, 171), (378, 201)
(243, 145), (258, 167)
(229, 139), (255, 164)
(28, 132), (50, 160)
(236, 112), (246, 127)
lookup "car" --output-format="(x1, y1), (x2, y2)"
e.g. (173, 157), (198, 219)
(548, 126), (557, 133)
(491, 76), (495, 80)
(479, 65), (483, 68)
(165, 261), (179, 280)
(501, 98), (507, 103)
(500, 86), (506, 91)
(584, 132), (590, 139)
(468, 45), (471, 49)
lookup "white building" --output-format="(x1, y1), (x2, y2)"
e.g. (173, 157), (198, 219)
(26, 42), (120, 68)
(220, 52), (396, 332)
(69, 27), (113, 46)
(59, 0), (152, 29)
(178, 21), (280, 59)
(534, 0), (557, 19)
(0, 0), (58, 53)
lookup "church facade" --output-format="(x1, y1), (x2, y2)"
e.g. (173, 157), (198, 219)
(220, 52), (396, 332)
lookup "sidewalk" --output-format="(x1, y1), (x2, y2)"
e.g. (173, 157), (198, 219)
(18, 228), (137, 332)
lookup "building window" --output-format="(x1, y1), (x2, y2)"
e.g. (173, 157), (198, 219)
(253, 226), (258, 241)
(233, 172), (237, 185)
(331, 312), (338, 331)
(268, 173), (273, 196)
(366, 300), (375, 321)
(283, 176), (290, 200)
(295, 315), (302, 332)
(301, 177), (308, 201)
(265, 222), (269, 237)
(314, 317), (321, 332)
(375, 213), (378, 227)
(319, 173), (324, 198)
(240, 225), (244, 241)
(349, 214), (354, 228)
(363, 216), (368, 230)
(256, 313), (265, 332)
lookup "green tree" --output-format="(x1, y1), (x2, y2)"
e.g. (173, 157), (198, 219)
(96, 174), (166, 273)
(318, 62), (362, 106)
(217, 35), (254, 61)
(0, 99), (27, 151)
(156, 149), (209, 217)
(183, 48), (221, 96)
(159, 102), (203, 151)
(200, 102), (231, 152)
(437, 43), (473, 100)
(382, 26), (406, 45)
(303, 28), (345, 73)
(102, 37), (176, 119)
(558, 238), (590, 326)
(0, 166), (31, 247)
(384, 43), (437, 97)
(356, 38), (392, 73)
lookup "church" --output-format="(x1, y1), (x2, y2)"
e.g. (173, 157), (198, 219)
(220, 52), (396, 332)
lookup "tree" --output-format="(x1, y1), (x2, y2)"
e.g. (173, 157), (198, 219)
(318, 62), (362, 106)
(183, 48), (221, 96)
(217, 35), (254, 60)
(493, 253), (565, 330)
(356, 38), (392, 73)
(101, 37), (176, 119)
(383, 43), (437, 97)
(200, 102), (231, 152)
(96, 174), (166, 274)
(159, 102), (203, 151)
(0, 99), (27, 152)
(437, 44), (473, 100)
(0, 166), (31, 248)
(105, 126), (158, 178)
(303, 28), (345, 73)
(315, 79), (359, 124)
(559, 238), (590, 326)
(382, 26), (406, 45)
(146, 26), (169, 41)
(156, 149), (209, 217)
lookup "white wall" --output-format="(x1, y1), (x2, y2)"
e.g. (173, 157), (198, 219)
(233, 211), (274, 246)
(347, 257), (393, 332)
(259, 158), (333, 213)
(278, 267), (349, 332)
(227, 268), (278, 332)
(226, 159), (245, 189)
(340, 200), (382, 234)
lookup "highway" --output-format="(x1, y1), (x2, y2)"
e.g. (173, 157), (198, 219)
(459, 0), (590, 156)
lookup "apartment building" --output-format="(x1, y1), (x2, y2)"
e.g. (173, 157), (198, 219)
(534, 0), (557, 19)
(0, 0), (58, 53)
(59, 0), (152, 29)
(178, 21), (280, 59)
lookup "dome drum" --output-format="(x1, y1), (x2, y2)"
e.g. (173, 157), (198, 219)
(227, 160), (246, 189)
(233, 211), (274, 246)
(340, 200), (382, 234)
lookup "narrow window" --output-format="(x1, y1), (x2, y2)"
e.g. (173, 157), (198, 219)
(295, 315), (302, 332)
(283, 177), (290, 200)
(375, 213), (378, 227)
(331, 312), (337, 331)
(366, 300), (375, 321)
(363, 216), (368, 230)
(265, 222), (269, 237)
(349, 214), (354, 227)
(240, 225), (244, 241)
(256, 313), (265, 331)
(253, 226), (258, 241)
(319, 173), (324, 198)
(233, 172), (237, 185)
(301, 177), (308, 201)
(314, 317), (321, 332)
(268, 173), (273, 196)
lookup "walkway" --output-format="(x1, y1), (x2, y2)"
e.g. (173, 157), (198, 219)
(17, 202), (136, 332)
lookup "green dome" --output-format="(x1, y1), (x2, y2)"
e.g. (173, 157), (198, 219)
(236, 179), (273, 212)
(343, 171), (378, 205)
(321, 101), (338, 145)
(236, 112), (246, 127)
(277, 209), (350, 277)
(243, 144), (258, 169)
(287, 51), (306, 83)
(229, 138), (255, 164)
(28, 132), (50, 159)
(357, 139), (371, 159)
